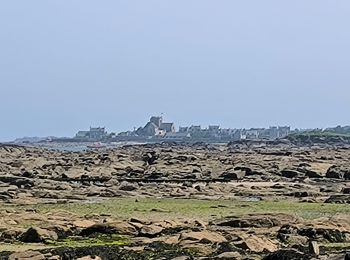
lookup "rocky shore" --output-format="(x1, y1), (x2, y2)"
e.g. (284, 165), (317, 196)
(0, 142), (349, 259)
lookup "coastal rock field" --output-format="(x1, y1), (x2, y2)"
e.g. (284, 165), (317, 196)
(0, 142), (349, 259)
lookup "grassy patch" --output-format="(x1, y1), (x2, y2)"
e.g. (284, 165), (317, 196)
(46, 234), (128, 247)
(6, 198), (350, 221)
(320, 242), (350, 253)
(0, 235), (128, 253)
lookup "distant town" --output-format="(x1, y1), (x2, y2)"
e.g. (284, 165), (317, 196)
(9, 116), (350, 146)
(71, 115), (291, 143)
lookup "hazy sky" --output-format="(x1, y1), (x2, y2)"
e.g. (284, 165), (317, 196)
(1, 1), (350, 141)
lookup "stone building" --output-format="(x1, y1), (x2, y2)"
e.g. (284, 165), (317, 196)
(136, 116), (175, 137)
(75, 127), (108, 140)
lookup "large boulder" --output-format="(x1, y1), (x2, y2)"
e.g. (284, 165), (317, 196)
(80, 222), (137, 236)
(281, 169), (301, 178)
(80, 223), (119, 236)
(234, 234), (278, 253)
(326, 166), (350, 179)
(220, 170), (246, 180)
(139, 224), (164, 238)
(325, 195), (350, 204)
(212, 214), (298, 228)
(19, 227), (58, 243)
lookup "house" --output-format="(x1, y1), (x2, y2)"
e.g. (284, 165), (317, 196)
(208, 125), (220, 132)
(89, 127), (107, 140)
(75, 131), (90, 139)
(278, 126), (291, 138)
(233, 129), (246, 140)
(150, 116), (163, 128)
(75, 127), (108, 140)
(245, 129), (260, 140)
(189, 125), (201, 132)
(160, 122), (175, 133)
(136, 116), (176, 137)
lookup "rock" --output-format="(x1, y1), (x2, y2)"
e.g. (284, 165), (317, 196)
(325, 195), (350, 204)
(170, 257), (191, 260)
(80, 223), (118, 236)
(0, 227), (25, 240)
(281, 169), (301, 178)
(263, 248), (308, 260)
(212, 214), (297, 228)
(180, 243), (215, 256)
(143, 152), (158, 165)
(9, 251), (45, 260)
(110, 221), (138, 235)
(118, 182), (138, 191)
(220, 170), (246, 180)
(216, 251), (242, 259)
(309, 240), (319, 256)
(0, 175), (34, 187)
(179, 231), (227, 244)
(342, 188), (350, 194)
(73, 220), (96, 228)
(77, 256), (102, 260)
(234, 166), (254, 175)
(235, 234), (278, 253)
(326, 166), (350, 180)
(284, 235), (308, 247)
(298, 227), (347, 242)
(19, 227), (58, 243)
(139, 224), (164, 238)
(304, 170), (323, 178)
(345, 252), (350, 260)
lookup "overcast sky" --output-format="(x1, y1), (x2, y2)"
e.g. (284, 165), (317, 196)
(1, 1), (350, 141)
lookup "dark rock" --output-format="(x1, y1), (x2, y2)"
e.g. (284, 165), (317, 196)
(342, 187), (350, 194)
(281, 169), (301, 178)
(220, 170), (246, 180)
(0, 176), (34, 187)
(298, 227), (347, 242)
(143, 152), (158, 165)
(304, 170), (323, 178)
(326, 166), (350, 180)
(325, 195), (350, 204)
(19, 227), (58, 243)
(263, 248), (309, 260)
(80, 224), (117, 237)
(345, 252), (350, 260)
(291, 191), (310, 198)
(212, 214), (295, 228)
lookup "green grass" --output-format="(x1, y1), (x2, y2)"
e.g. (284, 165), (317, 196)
(45, 234), (128, 247)
(6, 198), (350, 221)
(0, 235), (128, 253)
(320, 242), (350, 253)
